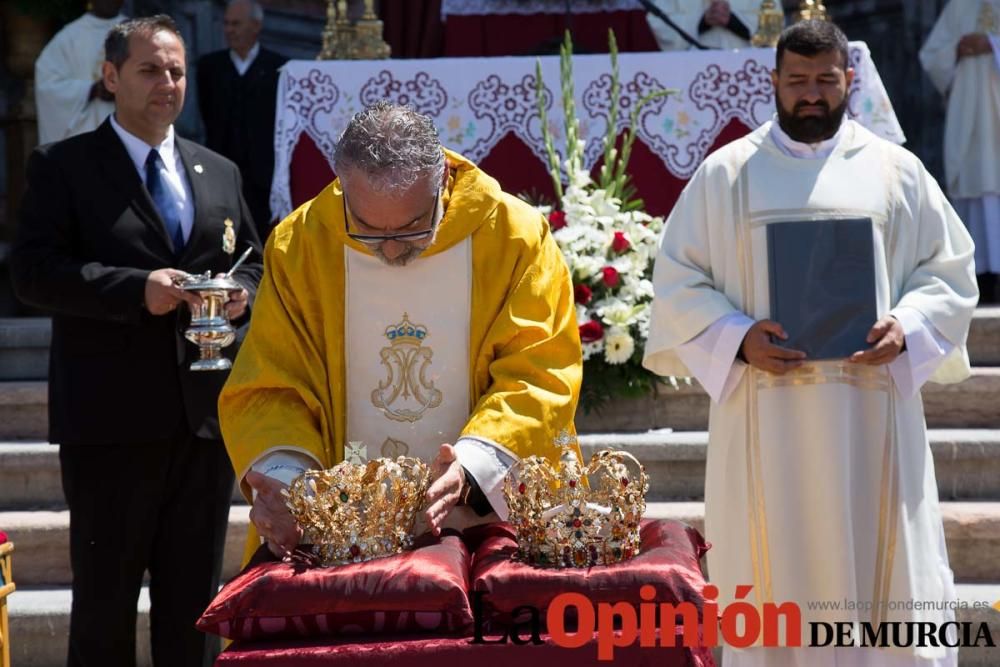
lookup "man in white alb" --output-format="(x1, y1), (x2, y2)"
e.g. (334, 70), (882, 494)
(644, 20), (977, 667)
(920, 0), (1000, 302)
(35, 0), (126, 145)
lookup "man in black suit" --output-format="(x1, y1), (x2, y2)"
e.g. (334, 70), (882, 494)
(197, 0), (287, 239)
(11, 15), (262, 667)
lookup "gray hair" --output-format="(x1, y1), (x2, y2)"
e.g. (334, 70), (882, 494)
(228, 0), (265, 23)
(105, 15), (185, 70)
(333, 101), (446, 195)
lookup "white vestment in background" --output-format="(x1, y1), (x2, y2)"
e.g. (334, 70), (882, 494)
(645, 0), (776, 51)
(644, 119), (978, 666)
(35, 12), (126, 146)
(919, 0), (1000, 272)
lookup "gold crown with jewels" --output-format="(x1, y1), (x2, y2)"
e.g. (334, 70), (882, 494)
(283, 455), (431, 567)
(503, 430), (648, 568)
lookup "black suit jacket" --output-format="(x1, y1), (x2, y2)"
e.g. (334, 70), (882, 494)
(197, 47), (287, 231)
(11, 119), (263, 446)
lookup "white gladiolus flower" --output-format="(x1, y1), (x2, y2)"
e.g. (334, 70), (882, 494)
(604, 328), (635, 365)
(574, 255), (605, 281)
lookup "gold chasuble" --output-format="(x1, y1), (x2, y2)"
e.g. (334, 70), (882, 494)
(219, 150), (582, 557)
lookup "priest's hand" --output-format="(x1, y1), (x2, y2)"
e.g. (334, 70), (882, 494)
(957, 33), (993, 59)
(246, 470), (303, 559)
(424, 443), (466, 536)
(144, 268), (202, 316)
(739, 320), (807, 375)
(848, 316), (905, 366)
(213, 272), (249, 320)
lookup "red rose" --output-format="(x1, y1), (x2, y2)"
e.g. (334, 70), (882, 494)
(579, 320), (604, 343)
(548, 210), (567, 231)
(602, 266), (620, 288)
(612, 231), (631, 253)
(574, 283), (593, 305)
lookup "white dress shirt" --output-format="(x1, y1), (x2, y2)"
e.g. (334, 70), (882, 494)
(229, 42), (260, 77)
(109, 113), (194, 243)
(674, 119), (954, 404)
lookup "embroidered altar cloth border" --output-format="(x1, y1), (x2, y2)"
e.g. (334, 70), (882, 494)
(271, 42), (903, 219)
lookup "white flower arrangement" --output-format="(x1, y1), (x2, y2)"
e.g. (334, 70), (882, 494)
(533, 32), (682, 410)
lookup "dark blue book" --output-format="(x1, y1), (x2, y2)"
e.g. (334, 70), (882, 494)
(767, 218), (877, 360)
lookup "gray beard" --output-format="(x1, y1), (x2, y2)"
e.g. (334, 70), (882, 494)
(372, 244), (428, 267)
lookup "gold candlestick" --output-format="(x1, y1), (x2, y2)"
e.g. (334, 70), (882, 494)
(318, 0), (390, 60)
(318, 0), (339, 60)
(752, 0), (785, 47)
(352, 0), (390, 60)
(796, 0), (829, 22)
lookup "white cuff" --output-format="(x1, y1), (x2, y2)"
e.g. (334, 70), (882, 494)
(250, 449), (320, 489)
(888, 307), (954, 399)
(674, 311), (755, 404)
(454, 436), (515, 520)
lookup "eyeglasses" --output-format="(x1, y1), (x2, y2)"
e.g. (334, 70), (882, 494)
(343, 189), (440, 245)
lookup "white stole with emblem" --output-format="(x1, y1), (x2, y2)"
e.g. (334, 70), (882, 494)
(345, 238), (487, 528)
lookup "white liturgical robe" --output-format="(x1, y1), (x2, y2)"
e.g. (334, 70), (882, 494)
(644, 119), (978, 665)
(920, 0), (1000, 272)
(35, 12), (126, 146)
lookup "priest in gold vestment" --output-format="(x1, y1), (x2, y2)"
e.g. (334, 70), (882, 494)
(644, 22), (977, 667)
(219, 102), (582, 559)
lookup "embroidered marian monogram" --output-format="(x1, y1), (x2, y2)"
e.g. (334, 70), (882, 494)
(371, 313), (443, 423)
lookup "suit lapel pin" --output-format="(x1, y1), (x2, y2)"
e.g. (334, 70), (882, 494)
(194, 164), (204, 174)
(222, 218), (236, 254)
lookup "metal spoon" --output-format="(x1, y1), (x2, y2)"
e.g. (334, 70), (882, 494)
(225, 246), (254, 279)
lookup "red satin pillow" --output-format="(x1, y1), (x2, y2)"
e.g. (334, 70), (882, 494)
(468, 519), (711, 630)
(197, 532), (473, 641)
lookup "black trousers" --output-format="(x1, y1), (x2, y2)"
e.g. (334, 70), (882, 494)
(60, 430), (234, 667)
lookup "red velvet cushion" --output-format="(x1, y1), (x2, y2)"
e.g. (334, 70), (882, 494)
(216, 633), (717, 666)
(468, 519), (710, 630)
(198, 532), (473, 641)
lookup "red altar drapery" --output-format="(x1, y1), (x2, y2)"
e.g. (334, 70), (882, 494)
(289, 119), (752, 218)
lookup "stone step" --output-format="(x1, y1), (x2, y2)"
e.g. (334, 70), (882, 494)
(5, 429), (1000, 511)
(969, 307), (1000, 366)
(6, 583), (999, 667)
(0, 318), (49, 381)
(3, 368), (1000, 441)
(0, 442), (247, 510)
(576, 367), (1000, 433)
(3, 502), (999, 586)
(0, 381), (45, 441)
(0, 506), (250, 587)
(1, 308), (995, 381)
(645, 501), (1000, 584)
(579, 429), (1000, 501)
